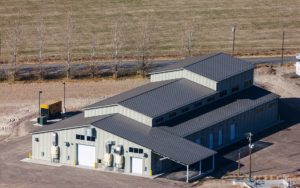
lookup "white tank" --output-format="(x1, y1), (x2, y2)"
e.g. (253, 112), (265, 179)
(104, 153), (113, 167)
(115, 155), (124, 169)
(51, 145), (60, 159)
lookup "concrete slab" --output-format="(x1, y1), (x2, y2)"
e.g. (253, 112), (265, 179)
(21, 158), (62, 167)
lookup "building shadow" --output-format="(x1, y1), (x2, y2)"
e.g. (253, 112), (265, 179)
(206, 97), (300, 179)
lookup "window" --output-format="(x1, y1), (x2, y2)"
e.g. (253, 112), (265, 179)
(232, 85), (239, 92)
(181, 107), (190, 113)
(194, 101), (202, 108)
(244, 80), (252, 88)
(34, 137), (39, 142)
(207, 97), (215, 102)
(129, 147), (144, 154)
(76, 134), (85, 140)
(218, 128), (223, 146)
(209, 133), (214, 149)
(230, 124), (236, 141)
(98, 159), (102, 163)
(219, 90), (227, 97)
(87, 136), (96, 142)
(169, 112), (177, 118)
(155, 117), (164, 123)
(129, 147), (133, 152)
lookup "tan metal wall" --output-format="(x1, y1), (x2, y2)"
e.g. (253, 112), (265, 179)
(32, 126), (152, 176)
(84, 105), (153, 126)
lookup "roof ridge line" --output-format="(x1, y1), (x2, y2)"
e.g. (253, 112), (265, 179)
(184, 52), (222, 69)
(119, 79), (181, 104)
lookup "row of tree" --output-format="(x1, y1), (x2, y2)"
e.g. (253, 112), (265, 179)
(1, 11), (198, 80)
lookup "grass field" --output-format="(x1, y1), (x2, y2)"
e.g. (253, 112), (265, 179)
(0, 0), (300, 63)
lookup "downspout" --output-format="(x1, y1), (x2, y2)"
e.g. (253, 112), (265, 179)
(186, 165), (189, 183)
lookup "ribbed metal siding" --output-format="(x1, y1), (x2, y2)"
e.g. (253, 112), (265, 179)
(84, 105), (153, 126)
(150, 69), (217, 91)
(32, 126), (152, 175)
(84, 105), (119, 117)
(186, 99), (278, 150)
(217, 69), (254, 92)
(150, 70), (184, 82)
(183, 70), (217, 90)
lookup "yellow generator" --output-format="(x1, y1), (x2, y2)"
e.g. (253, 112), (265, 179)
(40, 101), (62, 119)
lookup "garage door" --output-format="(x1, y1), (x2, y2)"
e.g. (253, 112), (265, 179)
(131, 157), (143, 174)
(77, 144), (95, 167)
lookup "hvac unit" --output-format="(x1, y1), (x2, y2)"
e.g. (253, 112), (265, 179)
(115, 155), (124, 169)
(86, 128), (96, 137)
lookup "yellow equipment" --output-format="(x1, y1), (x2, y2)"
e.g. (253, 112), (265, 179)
(40, 100), (62, 119)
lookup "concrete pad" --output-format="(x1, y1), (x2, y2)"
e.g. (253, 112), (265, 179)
(21, 158), (62, 167)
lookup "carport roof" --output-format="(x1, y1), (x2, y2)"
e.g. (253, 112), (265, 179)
(151, 52), (254, 82)
(92, 114), (216, 165)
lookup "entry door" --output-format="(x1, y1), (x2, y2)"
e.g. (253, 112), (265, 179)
(131, 157), (143, 174)
(77, 144), (95, 167)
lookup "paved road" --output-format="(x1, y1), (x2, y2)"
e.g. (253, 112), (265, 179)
(0, 56), (296, 73)
(243, 56), (295, 65)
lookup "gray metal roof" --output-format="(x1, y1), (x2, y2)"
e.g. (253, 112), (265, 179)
(84, 79), (176, 109)
(119, 79), (216, 117)
(151, 53), (255, 82)
(92, 114), (216, 165)
(159, 86), (279, 137)
(31, 113), (111, 134)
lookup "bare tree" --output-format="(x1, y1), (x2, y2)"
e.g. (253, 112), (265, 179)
(65, 12), (74, 79)
(90, 33), (97, 79)
(182, 18), (198, 58)
(5, 12), (24, 80)
(136, 14), (154, 77)
(36, 15), (46, 79)
(111, 21), (124, 79)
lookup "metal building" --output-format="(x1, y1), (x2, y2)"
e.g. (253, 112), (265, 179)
(31, 53), (279, 182)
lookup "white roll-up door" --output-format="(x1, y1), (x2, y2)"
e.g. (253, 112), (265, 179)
(77, 144), (95, 167)
(131, 157), (143, 174)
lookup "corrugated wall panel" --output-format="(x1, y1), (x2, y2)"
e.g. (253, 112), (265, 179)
(32, 126), (152, 176)
(185, 99), (279, 150)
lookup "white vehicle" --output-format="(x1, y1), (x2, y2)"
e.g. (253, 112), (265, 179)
(296, 53), (300, 60)
(296, 61), (300, 76)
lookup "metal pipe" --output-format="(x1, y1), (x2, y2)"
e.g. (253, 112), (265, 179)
(63, 82), (66, 113)
(186, 165), (189, 183)
(238, 150), (241, 176)
(232, 25), (236, 56)
(38, 91), (42, 115)
(281, 31), (285, 66)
